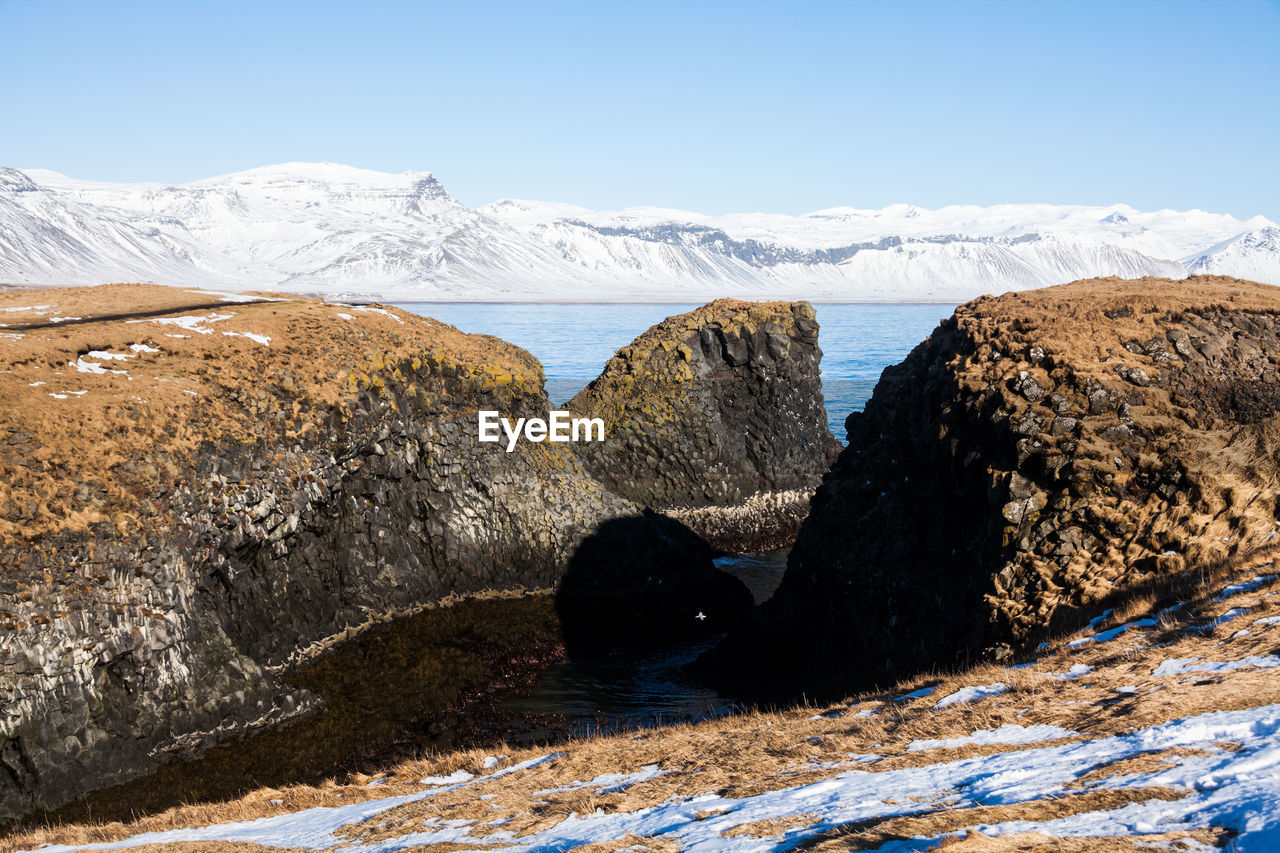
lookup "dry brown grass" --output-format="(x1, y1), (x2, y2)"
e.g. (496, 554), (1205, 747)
(0, 283), (543, 542)
(6, 522), (1279, 851)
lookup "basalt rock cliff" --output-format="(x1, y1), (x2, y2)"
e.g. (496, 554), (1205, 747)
(569, 299), (839, 550)
(703, 276), (1280, 701)
(0, 286), (749, 820)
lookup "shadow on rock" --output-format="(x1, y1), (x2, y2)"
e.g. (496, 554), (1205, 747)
(556, 511), (754, 659)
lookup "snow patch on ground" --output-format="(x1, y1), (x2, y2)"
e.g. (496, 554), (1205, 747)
(185, 289), (288, 303)
(222, 331), (271, 346)
(934, 682), (1008, 709)
(1197, 607), (1252, 632)
(896, 686), (937, 702)
(1066, 618), (1159, 649)
(907, 723), (1078, 752)
(1152, 655), (1280, 676)
(1215, 575), (1277, 602)
(130, 313), (234, 334)
(353, 306), (404, 324)
(533, 765), (666, 797)
(418, 770), (474, 786)
(70, 357), (129, 378)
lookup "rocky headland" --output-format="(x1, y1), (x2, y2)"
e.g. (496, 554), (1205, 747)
(0, 285), (628, 819)
(703, 275), (1280, 701)
(0, 286), (843, 822)
(568, 299), (838, 551)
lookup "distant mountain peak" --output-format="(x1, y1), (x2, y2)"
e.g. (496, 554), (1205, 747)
(0, 167), (39, 192)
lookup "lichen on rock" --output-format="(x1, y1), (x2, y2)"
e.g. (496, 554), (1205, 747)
(568, 298), (839, 550)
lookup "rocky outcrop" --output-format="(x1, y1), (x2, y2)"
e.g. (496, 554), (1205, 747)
(703, 276), (1280, 701)
(0, 285), (651, 820)
(568, 299), (839, 550)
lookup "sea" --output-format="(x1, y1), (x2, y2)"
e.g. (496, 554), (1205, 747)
(395, 302), (954, 443)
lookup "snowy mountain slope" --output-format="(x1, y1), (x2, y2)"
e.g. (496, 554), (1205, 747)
(1184, 226), (1280, 283)
(0, 168), (224, 285)
(3, 163), (1277, 300)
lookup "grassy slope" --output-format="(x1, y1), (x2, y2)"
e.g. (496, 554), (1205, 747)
(6, 545), (1278, 851)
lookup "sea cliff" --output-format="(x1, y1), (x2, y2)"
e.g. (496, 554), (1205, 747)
(705, 275), (1280, 700)
(0, 285), (642, 819)
(569, 299), (838, 550)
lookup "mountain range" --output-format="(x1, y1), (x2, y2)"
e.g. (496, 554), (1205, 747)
(2, 162), (1277, 301)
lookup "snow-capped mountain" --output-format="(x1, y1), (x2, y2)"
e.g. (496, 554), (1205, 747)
(1184, 226), (1280, 283)
(2, 163), (1277, 301)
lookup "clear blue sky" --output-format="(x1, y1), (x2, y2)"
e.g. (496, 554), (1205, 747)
(3, 0), (1278, 218)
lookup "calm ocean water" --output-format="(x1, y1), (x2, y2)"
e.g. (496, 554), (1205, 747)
(396, 303), (954, 442)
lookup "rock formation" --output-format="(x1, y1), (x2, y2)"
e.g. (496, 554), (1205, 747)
(568, 299), (839, 550)
(703, 276), (1280, 701)
(0, 285), (740, 820)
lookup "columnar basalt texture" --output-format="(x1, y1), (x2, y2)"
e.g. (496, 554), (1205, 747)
(568, 299), (839, 550)
(703, 276), (1280, 701)
(0, 285), (636, 820)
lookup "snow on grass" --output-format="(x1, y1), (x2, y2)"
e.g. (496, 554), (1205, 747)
(1215, 575), (1278, 602)
(933, 682), (1008, 709)
(1152, 655), (1280, 676)
(907, 723), (1078, 752)
(129, 343), (160, 353)
(1, 304), (52, 313)
(336, 312), (355, 320)
(129, 313), (234, 334)
(18, 753), (563, 853)
(1066, 617), (1159, 649)
(533, 765), (666, 797)
(69, 357), (129, 378)
(86, 350), (131, 360)
(49, 315), (81, 323)
(1196, 607), (1251, 633)
(1055, 664), (1093, 680)
(184, 289), (287, 303)
(895, 686), (937, 702)
(353, 306), (404, 324)
(1255, 616), (1280, 627)
(222, 331), (271, 346)
(27, 381), (44, 387)
(1087, 609), (1115, 630)
(20, 707), (1280, 853)
(418, 769), (474, 786)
